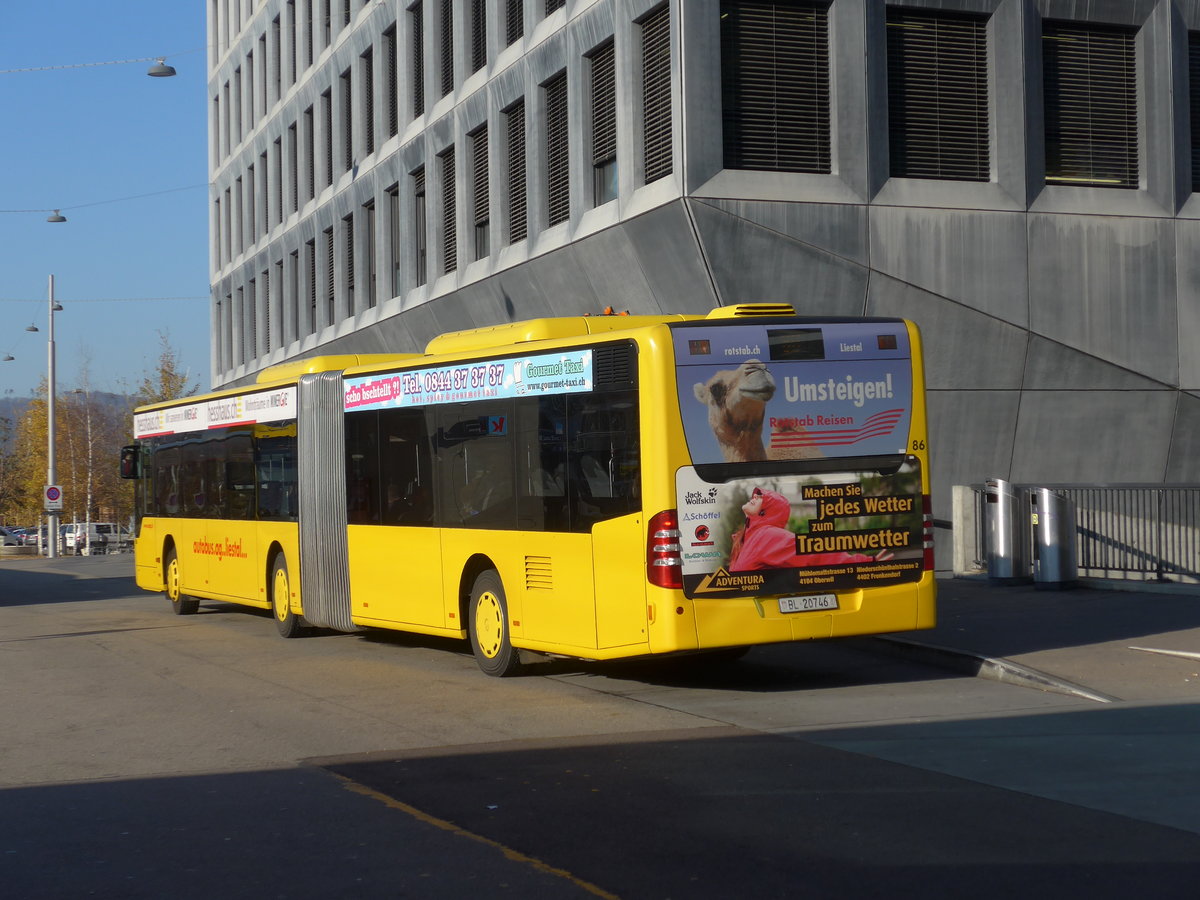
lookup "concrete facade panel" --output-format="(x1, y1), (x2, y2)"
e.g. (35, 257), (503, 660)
(1028, 215), (1179, 386)
(1174, 219), (1200, 391)
(867, 276), (1029, 391)
(688, 203), (868, 316)
(926, 390), (1021, 521)
(695, 199), (869, 265)
(868, 207), (1029, 326)
(1023, 335), (1168, 390)
(1012, 391), (1175, 483)
(1165, 393), (1200, 481)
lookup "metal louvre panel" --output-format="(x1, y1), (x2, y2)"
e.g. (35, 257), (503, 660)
(341, 68), (353, 171)
(546, 0), (565, 13)
(1192, 33), (1200, 192)
(545, 72), (570, 225)
(1043, 20), (1138, 188)
(590, 41), (616, 167)
(472, 125), (489, 226)
(887, 8), (989, 181)
(472, 0), (486, 73)
(506, 99), (527, 241)
(507, 0), (524, 46)
(441, 146), (457, 272)
(440, 0), (453, 96)
(641, 4), (672, 183)
(721, 0), (831, 173)
(297, 371), (355, 632)
(593, 343), (636, 388)
(362, 49), (375, 156)
(412, 2), (424, 117)
(385, 26), (398, 137)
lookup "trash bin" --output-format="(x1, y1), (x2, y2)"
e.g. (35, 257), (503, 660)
(985, 479), (1031, 584)
(1031, 488), (1078, 589)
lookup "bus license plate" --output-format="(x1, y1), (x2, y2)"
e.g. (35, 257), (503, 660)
(779, 594), (839, 614)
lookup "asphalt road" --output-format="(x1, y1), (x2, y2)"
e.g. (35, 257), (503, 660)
(2, 555), (1198, 898)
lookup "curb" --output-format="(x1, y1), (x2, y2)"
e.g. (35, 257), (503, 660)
(850, 635), (1121, 704)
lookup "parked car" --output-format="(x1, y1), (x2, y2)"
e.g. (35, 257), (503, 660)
(64, 523), (119, 554)
(0, 527), (19, 547)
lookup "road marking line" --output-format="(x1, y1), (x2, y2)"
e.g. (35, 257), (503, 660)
(330, 771), (620, 900)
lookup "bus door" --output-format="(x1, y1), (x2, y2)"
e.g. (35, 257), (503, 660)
(205, 429), (261, 601)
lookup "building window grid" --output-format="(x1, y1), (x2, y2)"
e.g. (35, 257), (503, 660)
(344, 213), (356, 307)
(720, 0), (831, 174)
(325, 226), (336, 324)
(388, 183), (401, 296)
(506, 98), (527, 243)
(440, 0), (454, 98)
(589, 40), (617, 206)
(545, 72), (570, 226)
(1190, 33), (1200, 193)
(341, 68), (354, 173)
(385, 25), (399, 138)
(288, 124), (299, 213)
(365, 200), (378, 307)
(441, 146), (457, 273)
(1042, 20), (1138, 189)
(641, 4), (672, 183)
(323, 88), (334, 187)
(886, 7), (989, 182)
(413, 166), (428, 286)
(411, 2), (425, 118)
(471, 125), (489, 259)
(507, 0), (524, 46)
(362, 48), (375, 157)
(471, 0), (487, 74)
(274, 138), (285, 225)
(306, 238), (318, 334)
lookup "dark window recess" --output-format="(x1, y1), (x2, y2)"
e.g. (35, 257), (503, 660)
(411, 2), (425, 118)
(546, 0), (565, 14)
(545, 72), (570, 225)
(886, 7), (989, 182)
(471, 125), (490, 259)
(441, 147), (457, 273)
(1191, 33), (1200, 193)
(471, 0), (486, 73)
(590, 40), (617, 206)
(440, 0), (454, 97)
(641, 4), (672, 183)
(384, 25), (399, 137)
(414, 166), (428, 285)
(507, 0), (524, 46)
(720, 0), (830, 173)
(1042, 20), (1138, 189)
(506, 99), (528, 242)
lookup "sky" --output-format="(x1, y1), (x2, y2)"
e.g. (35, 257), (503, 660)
(0, 2), (210, 400)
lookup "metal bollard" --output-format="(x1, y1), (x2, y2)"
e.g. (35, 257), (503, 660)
(1031, 488), (1078, 589)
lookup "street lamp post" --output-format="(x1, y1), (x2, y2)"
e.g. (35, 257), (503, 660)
(45, 276), (60, 558)
(72, 388), (93, 555)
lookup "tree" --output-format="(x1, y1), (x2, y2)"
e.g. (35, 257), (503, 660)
(133, 329), (199, 408)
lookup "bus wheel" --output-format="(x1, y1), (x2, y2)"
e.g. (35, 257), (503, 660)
(271, 555), (303, 639)
(164, 548), (199, 616)
(469, 570), (523, 677)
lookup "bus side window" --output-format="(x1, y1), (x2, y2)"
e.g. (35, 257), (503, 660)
(380, 408), (434, 525)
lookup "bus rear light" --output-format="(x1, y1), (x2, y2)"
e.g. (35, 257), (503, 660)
(922, 494), (935, 571)
(647, 509), (683, 589)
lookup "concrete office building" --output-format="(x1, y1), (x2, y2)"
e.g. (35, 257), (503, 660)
(208, 0), (1200, 528)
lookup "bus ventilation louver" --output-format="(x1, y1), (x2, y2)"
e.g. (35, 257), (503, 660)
(708, 304), (797, 319)
(593, 345), (636, 388)
(525, 556), (553, 591)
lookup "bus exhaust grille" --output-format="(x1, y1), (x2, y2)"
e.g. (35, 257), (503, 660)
(593, 344), (636, 387)
(525, 556), (553, 591)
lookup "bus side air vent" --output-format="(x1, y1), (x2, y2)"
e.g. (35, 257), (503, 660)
(707, 303), (797, 319)
(593, 345), (636, 388)
(525, 556), (553, 591)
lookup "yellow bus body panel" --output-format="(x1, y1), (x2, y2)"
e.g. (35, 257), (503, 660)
(348, 524), (449, 632)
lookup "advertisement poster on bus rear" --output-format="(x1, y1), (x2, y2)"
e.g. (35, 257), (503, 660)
(674, 322), (913, 464)
(676, 461), (926, 598)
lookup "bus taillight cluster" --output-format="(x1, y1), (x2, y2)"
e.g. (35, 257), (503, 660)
(647, 510), (683, 589)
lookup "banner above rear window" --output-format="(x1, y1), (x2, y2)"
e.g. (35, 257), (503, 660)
(675, 323), (913, 464)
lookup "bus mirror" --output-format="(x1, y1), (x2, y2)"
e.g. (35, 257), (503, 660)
(119, 445), (140, 479)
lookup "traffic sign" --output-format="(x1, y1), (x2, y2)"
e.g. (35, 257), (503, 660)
(44, 484), (62, 511)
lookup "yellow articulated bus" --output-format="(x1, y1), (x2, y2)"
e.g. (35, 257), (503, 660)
(121, 304), (935, 676)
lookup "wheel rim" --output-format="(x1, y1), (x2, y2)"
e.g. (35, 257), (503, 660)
(167, 557), (180, 602)
(474, 590), (504, 659)
(273, 566), (290, 621)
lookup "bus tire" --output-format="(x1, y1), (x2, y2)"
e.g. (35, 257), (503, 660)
(468, 570), (523, 677)
(271, 554), (303, 639)
(164, 547), (199, 616)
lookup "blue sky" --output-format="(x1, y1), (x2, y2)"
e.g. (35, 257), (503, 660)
(1, 2), (210, 400)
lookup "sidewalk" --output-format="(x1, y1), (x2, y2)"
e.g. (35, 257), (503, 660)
(873, 576), (1200, 703)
